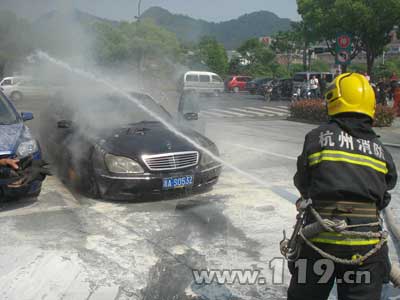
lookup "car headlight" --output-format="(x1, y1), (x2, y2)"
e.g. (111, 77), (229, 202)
(104, 153), (144, 174)
(17, 140), (38, 157)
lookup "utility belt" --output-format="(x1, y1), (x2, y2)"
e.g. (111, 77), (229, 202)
(280, 198), (400, 287)
(313, 200), (378, 220)
(310, 200), (380, 246)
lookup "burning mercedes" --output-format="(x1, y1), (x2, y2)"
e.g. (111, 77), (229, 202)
(40, 91), (221, 200)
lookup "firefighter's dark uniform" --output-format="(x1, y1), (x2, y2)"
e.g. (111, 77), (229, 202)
(288, 114), (398, 300)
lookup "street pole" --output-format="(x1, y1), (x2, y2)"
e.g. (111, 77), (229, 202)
(137, 0), (142, 20)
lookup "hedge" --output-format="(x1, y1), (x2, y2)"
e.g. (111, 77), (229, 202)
(289, 99), (396, 127)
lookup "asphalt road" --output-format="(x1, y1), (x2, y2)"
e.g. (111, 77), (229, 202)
(1, 93), (399, 300)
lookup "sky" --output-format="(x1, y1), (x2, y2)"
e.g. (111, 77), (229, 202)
(0, 0), (300, 22)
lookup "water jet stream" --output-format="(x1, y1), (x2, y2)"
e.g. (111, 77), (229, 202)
(35, 51), (271, 189)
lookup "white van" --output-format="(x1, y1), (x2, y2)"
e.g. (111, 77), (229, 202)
(0, 76), (28, 87)
(181, 71), (224, 95)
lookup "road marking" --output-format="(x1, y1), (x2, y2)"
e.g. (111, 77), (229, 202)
(261, 106), (289, 113)
(245, 107), (285, 116)
(210, 108), (247, 117)
(229, 108), (266, 116)
(277, 105), (290, 109)
(228, 143), (297, 160)
(201, 111), (227, 118)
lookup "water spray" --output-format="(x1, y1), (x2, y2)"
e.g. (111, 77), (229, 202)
(34, 51), (270, 188)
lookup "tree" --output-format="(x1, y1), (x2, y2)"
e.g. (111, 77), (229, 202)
(93, 19), (182, 75)
(197, 37), (228, 76)
(236, 38), (277, 77)
(271, 29), (302, 73)
(297, 0), (400, 74)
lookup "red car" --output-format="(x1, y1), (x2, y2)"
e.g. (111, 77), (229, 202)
(225, 76), (253, 93)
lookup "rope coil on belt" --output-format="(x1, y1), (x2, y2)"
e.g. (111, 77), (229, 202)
(299, 206), (388, 265)
(281, 200), (400, 287)
(299, 206), (388, 266)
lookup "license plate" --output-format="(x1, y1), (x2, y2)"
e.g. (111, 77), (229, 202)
(163, 175), (193, 190)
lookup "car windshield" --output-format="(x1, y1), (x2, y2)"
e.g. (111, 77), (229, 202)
(76, 93), (171, 129)
(0, 93), (19, 125)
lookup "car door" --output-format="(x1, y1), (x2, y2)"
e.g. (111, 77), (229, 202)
(177, 91), (205, 134)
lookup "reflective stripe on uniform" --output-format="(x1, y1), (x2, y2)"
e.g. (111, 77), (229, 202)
(308, 150), (388, 174)
(309, 232), (380, 246)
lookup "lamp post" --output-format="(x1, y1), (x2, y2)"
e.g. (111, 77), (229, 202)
(137, 0), (142, 20)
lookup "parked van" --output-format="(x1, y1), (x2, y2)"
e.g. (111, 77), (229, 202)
(181, 71), (224, 95)
(0, 76), (28, 87)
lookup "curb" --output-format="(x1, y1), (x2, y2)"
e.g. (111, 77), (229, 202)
(384, 143), (400, 149)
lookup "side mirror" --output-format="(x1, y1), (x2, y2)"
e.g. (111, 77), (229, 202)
(184, 112), (198, 121)
(57, 120), (73, 129)
(21, 112), (34, 121)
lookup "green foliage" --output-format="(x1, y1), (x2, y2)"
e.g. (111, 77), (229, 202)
(93, 19), (182, 75)
(372, 57), (400, 79)
(297, 0), (400, 73)
(142, 7), (292, 49)
(310, 59), (330, 72)
(197, 37), (228, 76)
(290, 99), (395, 127)
(232, 38), (278, 77)
(348, 63), (367, 74)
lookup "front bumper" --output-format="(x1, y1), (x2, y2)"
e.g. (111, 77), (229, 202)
(95, 164), (222, 201)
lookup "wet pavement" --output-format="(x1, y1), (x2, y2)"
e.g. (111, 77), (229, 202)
(1, 94), (399, 299)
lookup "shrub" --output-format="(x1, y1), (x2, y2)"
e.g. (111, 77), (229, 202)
(373, 105), (396, 127)
(289, 99), (328, 123)
(289, 100), (396, 127)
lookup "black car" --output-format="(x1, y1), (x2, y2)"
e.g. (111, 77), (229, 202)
(40, 91), (221, 200)
(262, 78), (294, 101)
(246, 77), (272, 95)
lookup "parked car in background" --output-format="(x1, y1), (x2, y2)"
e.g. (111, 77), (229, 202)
(225, 76), (252, 93)
(0, 76), (28, 87)
(246, 77), (272, 95)
(2, 78), (60, 101)
(0, 90), (43, 198)
(180, 71), (224, 96)
(40, 91), (222, 200)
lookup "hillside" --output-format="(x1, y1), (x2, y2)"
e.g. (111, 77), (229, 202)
(141, 7), (292, 49)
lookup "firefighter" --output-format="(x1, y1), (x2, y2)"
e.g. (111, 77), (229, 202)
(287, 73), (398, 300)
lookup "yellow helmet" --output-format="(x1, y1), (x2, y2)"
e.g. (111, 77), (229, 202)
(325, 73), (375, 119)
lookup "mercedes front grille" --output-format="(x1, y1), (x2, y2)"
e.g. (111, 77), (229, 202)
(142, 151), (199, 171)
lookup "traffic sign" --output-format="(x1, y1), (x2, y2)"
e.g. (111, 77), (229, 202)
(335, 33), (352, 65)
(336, 50), (350, 64)
(337, 35), (351, 49)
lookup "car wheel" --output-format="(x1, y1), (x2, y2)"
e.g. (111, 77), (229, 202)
(233, 87), (240, 93)
(10, 91), (23, 101)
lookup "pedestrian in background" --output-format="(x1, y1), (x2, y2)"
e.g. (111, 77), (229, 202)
(309, 75), (319, 99)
